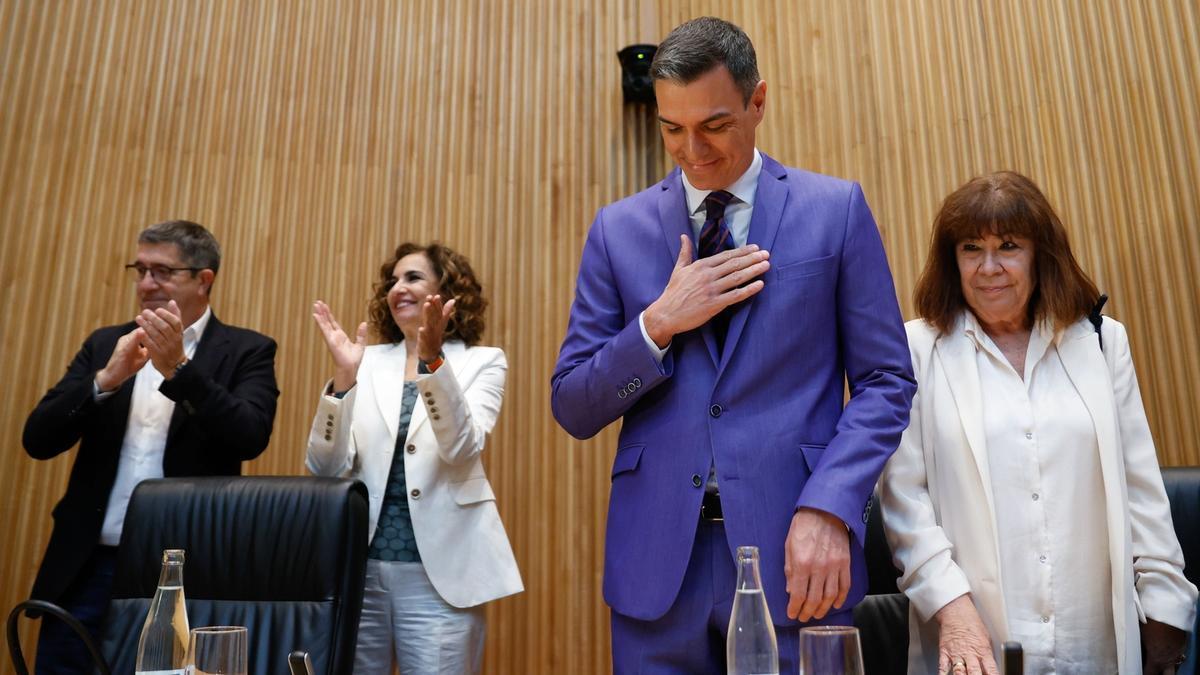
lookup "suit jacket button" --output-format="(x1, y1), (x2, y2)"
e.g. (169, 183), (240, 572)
(709, 404), (722, 418)
(429, 406), (438, 413)
(692, 474), (702, 488)
(406, 444), (416, 454)
(432, 414), (441, 421)
(410, 488), (421, 499)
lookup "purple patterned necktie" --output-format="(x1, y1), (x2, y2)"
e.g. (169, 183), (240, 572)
(698, 190), (736, 259)
(698, 190), (736, 347)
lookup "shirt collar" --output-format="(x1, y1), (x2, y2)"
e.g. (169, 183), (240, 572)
(961, 309), (1056, 364)
(184, 306), (212, 350)
(960, 310), (987, 351)
(681, 149), (763, 216)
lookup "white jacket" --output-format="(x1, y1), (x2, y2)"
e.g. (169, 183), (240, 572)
(306, 340), (523, 608)
(881, 314), (1196, 673)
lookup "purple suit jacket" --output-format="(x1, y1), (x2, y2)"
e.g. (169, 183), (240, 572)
(551, 154), (915, 623)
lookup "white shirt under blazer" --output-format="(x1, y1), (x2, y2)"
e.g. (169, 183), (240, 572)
(306, 340), (524, 608)
(880, 313), (1197, 674)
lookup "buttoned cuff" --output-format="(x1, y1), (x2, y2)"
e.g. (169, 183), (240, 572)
(1138, 570), (1199, 631)
(902, 554), (974, 623)
(638, 312), (669, 364)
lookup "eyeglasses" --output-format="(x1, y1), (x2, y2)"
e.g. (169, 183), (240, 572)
(124, 263), (202, 284)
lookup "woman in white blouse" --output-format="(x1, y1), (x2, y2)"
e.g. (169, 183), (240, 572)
(880, 172), (1195, 675)
(306, 242), (522, 674)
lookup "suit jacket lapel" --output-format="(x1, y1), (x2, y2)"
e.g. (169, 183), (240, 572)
(1055, 320), (1126, 603)
(1056, 321), (1117, 461)
(372, 342), (464, 446)
(934, 327), (995, 510)
(372, 343), (407, 446)
(658, 168), (721, 367)
(167, 316), (231, 444)
(717, 154), (788, 374)
(103, 322), (139, 434)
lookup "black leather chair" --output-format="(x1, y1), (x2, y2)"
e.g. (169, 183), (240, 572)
(100, 476), (369, 675)
(7, 477), (367, 675)
(853, 491), (908, 675)
(1162, 467), (1200, 675)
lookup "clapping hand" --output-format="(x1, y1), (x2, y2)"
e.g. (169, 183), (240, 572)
(135, 300), (187, 379)
(312, 300), (367, 392)
(417, 294), (456, 363)
(95, 327), (150, 391)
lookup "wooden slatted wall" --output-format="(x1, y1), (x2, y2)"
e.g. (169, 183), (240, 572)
(1, 2), (1196, 673)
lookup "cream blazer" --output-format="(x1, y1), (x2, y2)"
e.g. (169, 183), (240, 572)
(880, 314), (1196, 674)
(306, 340), (524, 608)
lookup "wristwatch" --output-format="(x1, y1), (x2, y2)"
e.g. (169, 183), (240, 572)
(169, 357), (189, 379)
(417, 352), (444, 374)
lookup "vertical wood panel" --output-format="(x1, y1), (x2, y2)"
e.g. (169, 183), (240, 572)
(1, 2), (1196, 673)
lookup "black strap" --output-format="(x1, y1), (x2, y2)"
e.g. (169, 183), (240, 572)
(1087, 293), (1109, 352)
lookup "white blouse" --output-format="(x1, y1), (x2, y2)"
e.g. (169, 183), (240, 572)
(966, 313), (1117, 674)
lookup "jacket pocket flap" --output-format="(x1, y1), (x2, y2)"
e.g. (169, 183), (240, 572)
(799, 443), (826, 472)
(452, 477), (496, 505)
(776, 254), (835, 280)
(612, 444), (645, 478)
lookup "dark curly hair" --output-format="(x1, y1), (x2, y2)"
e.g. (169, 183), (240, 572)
(367, 242), (488, 346)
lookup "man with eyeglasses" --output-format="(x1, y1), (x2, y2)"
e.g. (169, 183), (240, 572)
(21, 220), (279, 674)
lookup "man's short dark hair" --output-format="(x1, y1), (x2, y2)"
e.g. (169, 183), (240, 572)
(138, 220), (221, 275)
(649, 17), (760, 105)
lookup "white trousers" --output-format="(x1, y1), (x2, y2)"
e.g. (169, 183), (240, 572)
(354, 560), (486, 674)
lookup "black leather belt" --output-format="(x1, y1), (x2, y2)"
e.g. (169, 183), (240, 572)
(700, 491), (723, 521)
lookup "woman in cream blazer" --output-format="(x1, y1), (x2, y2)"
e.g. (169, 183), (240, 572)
(880, 172), (1195, 675)
(887, 316), (1195, 674)
(307, 242), (521, 674)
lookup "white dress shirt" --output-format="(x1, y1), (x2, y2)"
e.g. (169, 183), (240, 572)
(98, 307), (211, 546)
(965, 313), (1117, 674)
(639, 149), (764, 359)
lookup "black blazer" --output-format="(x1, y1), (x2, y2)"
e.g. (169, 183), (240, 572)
(22, 314), (279, 602)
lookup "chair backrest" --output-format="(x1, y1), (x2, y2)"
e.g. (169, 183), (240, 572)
(1163, 467), (1200, 588)
(1162, 467), (1200, 675)
(101, 476), (368, 675)
(852, 490), (909, 675)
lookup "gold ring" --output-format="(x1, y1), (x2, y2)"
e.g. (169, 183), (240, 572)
(952, 657), (967, 670)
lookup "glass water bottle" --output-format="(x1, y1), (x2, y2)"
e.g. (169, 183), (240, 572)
(727, 545), (779, 675)
(135, 549), (190, 675)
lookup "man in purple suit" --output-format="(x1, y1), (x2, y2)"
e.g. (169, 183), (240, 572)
(551, 17), (916, 673)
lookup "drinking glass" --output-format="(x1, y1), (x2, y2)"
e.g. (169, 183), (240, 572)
(185, 626), (248, 675)
(798, 626), (864, 675)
